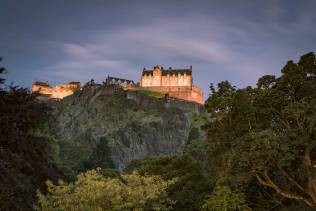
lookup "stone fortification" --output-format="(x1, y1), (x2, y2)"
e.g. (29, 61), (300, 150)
(32, 81), (80, 99)
(140, 66), (204, 104)
(32, 65), (204, 104)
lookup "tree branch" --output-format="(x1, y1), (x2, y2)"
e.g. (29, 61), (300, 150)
(255, 172), (314, 206)
(271, 108), (291, 130)
(303, 148), (316, 203)
(278, 166), (308, 195)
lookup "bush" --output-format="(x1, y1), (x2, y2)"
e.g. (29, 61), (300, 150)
(36, 168), (175, 211)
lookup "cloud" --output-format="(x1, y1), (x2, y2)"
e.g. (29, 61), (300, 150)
(63, 43), (96, 60)
(2, 1), (316, 95)
(32, 15), (294, 89)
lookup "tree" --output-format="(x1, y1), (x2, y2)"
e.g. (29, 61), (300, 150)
(201, 185), (250, 211)
(0, 57), (5, 85)
(0, 58), (60, 210)
(130, 155), (213, 211)
(204, 52), (316, 208)
(36, 168), (175, 211)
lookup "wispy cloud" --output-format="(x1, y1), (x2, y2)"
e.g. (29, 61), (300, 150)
(2, 0), (316, 95)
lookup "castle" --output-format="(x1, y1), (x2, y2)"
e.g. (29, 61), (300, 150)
(140, 66), (203, 104)
(32, 81), (80, 99)
(32, 65), (204, 104)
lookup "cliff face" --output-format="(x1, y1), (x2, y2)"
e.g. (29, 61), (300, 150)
(51, 85), (203, 170)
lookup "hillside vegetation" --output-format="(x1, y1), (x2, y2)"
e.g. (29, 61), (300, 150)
(42, 85), (205, 177)
(2, 53), (316, 210)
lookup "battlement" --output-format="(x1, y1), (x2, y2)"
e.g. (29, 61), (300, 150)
(32, 81), (80, 99)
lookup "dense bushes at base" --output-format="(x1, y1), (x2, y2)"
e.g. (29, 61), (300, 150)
(36, 169), (175, 211)
(129, 155), (213, 211)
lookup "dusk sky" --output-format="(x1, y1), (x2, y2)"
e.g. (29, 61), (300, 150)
(1, 0), (316, 97)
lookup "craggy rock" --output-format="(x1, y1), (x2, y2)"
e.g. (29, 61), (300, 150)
(52, 86), (201, 169)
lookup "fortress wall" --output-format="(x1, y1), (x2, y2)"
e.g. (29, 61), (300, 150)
(32, 82), (80, 99)
(137, 86), (204, 104)
(32, 85), (53, 96)
(126, 90), (203, 113)
(50, 88), (74, 99)
(32, 84), (42, 92)
(141, 73), (192, 88)
(187, 86), (204, 104)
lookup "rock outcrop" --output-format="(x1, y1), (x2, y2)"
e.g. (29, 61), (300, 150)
(51, 85), (204, 170)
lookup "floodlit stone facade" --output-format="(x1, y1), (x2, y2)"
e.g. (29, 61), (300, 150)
(140, 66), (204, 104)
(32, 81), (80, 99)
(31, 66), (203, 104)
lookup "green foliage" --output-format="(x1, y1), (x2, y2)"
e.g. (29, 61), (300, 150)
(201, 186), (250, 211)
(136, 89), (165, 99)
(36, 124), (96, 180)
(36, 168), (175, 211)
(204, 52), (316, 208)
(184, 138), (208, 164)
(130, 155), (213, 211)
(0, 57), (5, 85)
(57, 138), (92, 178)
(0, 59), (59, 210)
(36, 119), (118, 180)
(92, 93), (148, 129)
(184, 112), (209, 164)
(83, 137), (115, 170)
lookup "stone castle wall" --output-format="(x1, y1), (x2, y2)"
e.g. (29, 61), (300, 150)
(141, 71), (192, 87)
(139, 86), (204, 104)
(32, 82), (80, 99)
(139, 66), (204, 104)
(32, 66), (204, 104)
(126, 90), (203, 113)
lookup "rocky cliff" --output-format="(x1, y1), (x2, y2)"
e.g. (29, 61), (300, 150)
(49, 85), (204, 172)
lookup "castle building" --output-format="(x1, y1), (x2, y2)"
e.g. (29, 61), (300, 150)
(140, 66), (204, 104)
(105, 76), (136, 90)
(31, 66), (203, 104)
(32, 81), (80, 99)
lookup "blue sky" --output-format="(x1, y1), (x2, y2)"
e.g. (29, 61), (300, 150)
(1, 0), (316, 97)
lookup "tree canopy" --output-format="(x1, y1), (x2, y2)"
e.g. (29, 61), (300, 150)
(204, 52), (316, 208)
(130, 155), (213, 211)
(36, 168), (175, 211)
(0, 58), (59, 210)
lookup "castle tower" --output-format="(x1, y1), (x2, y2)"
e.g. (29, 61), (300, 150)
(152, 65), (162, 86)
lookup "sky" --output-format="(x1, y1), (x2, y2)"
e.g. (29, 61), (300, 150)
(1, 0), (316, 97)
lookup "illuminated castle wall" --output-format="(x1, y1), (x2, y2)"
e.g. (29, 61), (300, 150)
(32, 81), (80, 99)
(140, 66), (204, 104)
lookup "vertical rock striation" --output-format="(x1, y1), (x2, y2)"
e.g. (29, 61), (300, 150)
(52, 86), (202, 170)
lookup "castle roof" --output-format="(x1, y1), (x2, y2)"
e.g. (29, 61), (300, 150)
(69, 81), (80, 85)
(142, 66), (192, 76)
(33, 81), (49, 86)
(106, 76), (135, 84)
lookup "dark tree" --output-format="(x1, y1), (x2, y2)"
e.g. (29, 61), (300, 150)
(204, 52), (316, 208)
(130, 155), (213, 211)
(0, 58), (59, 210)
